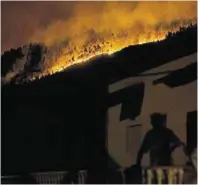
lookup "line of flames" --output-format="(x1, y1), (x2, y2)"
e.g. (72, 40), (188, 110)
(19, 21), (196, 83)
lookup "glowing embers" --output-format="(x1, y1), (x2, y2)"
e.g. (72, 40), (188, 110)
(12, 22), (197, 84)
(45, 30), (167, 77)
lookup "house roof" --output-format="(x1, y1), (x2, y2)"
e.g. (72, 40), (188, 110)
(153, 62), (197, 88)
(109, 53), (197, 93)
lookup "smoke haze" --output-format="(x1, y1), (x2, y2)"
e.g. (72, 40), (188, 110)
(2, 1), (197, 52)
(1, 1), (197, 83)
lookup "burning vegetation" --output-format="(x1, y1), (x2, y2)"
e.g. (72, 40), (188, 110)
(1, 2), (197, 84)
(44, 20), (196, 76)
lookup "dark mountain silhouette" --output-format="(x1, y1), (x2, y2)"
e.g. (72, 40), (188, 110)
(2, 24), (197, 176)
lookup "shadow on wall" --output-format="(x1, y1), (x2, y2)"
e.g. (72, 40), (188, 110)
(153, 62), (197, 88)
(136, 113), (183, 166)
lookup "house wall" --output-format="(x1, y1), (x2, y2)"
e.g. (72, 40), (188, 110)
(107, 53), (197, 168)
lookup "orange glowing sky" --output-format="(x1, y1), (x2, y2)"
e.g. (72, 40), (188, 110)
(2, 1), (196, 51)
(1, 1), (197, 83)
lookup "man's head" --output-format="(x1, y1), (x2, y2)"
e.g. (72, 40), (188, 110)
(150, 113), (167, 129)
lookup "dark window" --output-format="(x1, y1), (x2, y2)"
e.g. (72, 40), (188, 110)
(186, 111), (197, 155)
(120, 83), (144, 121)
(108, 82), (145, 121)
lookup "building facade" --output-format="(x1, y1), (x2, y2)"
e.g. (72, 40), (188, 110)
(107, 53), (197, 168)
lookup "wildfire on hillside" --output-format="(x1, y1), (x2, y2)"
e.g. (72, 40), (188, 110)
(34, 20), (196, 80)
(2, 20), (196, 84)
(1, 1), (197, 84)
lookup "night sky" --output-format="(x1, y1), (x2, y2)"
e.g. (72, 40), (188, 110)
(2, 1), (196, 52)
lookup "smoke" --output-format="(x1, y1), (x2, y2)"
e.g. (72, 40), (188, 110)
(1, 1), (75, 52)
(28, 1), (196, 46)
(2, 1), (196, 51)
(1, 1), (197, 83)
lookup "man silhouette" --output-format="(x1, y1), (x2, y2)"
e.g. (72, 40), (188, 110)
(136, 113), (183, 166)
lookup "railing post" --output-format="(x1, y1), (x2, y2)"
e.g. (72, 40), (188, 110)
(142, 169), (146, 184)
(78, 171), (81, 184)
(147, 169), (153, 184)
(119, 169), (126, 184)
(178, 168), (184, 184)
(144, 166), (184, 184)
(156, 168), (164, 184)
(168, 168), (176, 184)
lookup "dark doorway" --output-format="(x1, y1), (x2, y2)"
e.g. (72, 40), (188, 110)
(186, 111), (197, 155)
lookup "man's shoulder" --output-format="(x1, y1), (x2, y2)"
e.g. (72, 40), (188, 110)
(165, 128), (174, 133)
(145, 130), (153, 136)
(144, 130), (155, 139)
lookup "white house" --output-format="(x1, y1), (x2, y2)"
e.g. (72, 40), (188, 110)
(107, 53), (197, 168)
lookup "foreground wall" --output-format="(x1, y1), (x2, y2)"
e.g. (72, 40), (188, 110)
(107, 53), (197, 168)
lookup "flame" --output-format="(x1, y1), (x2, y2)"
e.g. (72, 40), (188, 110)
(2, 1), (197, 84)
(30, 20), (195, 81)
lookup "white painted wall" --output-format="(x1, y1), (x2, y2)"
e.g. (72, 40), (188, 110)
(107, 53), (197, 168)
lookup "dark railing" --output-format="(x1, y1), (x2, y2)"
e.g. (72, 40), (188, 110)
(1, 166), (185, 184)
(142, 166), (184, 184)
